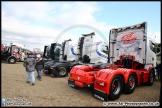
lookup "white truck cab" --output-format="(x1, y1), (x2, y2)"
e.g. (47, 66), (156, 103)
(109, 22), (157, 69)
(60, 39), (77, 62)
(77, 32), (108, 64)
(43, 32), (109, 77)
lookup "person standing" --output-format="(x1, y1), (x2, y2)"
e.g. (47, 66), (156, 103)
(157, 62), (161, 81)
(155, 62), (161, 81)
(35, 54), (44, 81)
(23, 53), (36, 85)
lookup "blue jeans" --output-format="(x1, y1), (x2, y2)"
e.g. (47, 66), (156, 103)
(37, 70), (42, 79)
(27, 71), (35, 84)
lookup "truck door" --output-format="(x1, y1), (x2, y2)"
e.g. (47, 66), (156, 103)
(50, 43), (56, 60)
(43, 45), (48, 58)
(82, 33), (95, 63)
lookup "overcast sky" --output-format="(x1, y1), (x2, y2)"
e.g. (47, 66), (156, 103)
(1, 1), (161, 51)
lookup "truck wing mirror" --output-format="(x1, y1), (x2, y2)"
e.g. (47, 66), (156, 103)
(155, 47), (161, 55)
(106, 46), (108, 50)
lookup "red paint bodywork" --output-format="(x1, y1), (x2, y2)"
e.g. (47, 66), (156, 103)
(68, 55), (153, 93)
(1, 44), (4, 52)
(12, 46), (22, 59)
(69, 65), (99, 87)
(121, 32), (137, 44)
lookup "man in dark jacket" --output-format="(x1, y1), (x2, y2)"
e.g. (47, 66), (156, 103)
(155, 62), (161, 81)
(23, 53), (36, 85)
(35, 54), (44, 81)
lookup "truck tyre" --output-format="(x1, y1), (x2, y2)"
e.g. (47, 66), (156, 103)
(147, 69), (155, 86)
(8, 57), (16, 64)
(55, 65), (68, 77)
(109, 75), (123, 100)
(125, 73), (136, 94)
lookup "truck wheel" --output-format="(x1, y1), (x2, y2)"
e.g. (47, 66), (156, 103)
(147, 69), (155, 86)
(55, 66), (68, 77)
(8, 57), (16, 64)
(125, 73), (136, 94)
(109, 75), (123, 100)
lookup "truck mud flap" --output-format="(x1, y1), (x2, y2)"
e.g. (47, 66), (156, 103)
(68, 80), (77, 88)
(93, 88), (108, 101)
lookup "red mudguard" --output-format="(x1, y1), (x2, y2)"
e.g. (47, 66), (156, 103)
(68, 65), (99, 88)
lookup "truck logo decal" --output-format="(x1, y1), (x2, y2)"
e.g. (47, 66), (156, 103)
(85, 39), (89, 42)
(121, 32), (137, 44)
(71, 47), (76, 56)
(68, 83), (75, 87)
(94, 94), (104, 101)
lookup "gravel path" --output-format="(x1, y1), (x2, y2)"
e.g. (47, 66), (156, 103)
(1, 61), (161, 107)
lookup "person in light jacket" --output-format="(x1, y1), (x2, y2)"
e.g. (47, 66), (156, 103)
(23, 53), (36, 85)
(35, 54), (44, 81)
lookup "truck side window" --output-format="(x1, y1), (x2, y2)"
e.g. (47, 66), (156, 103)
(46, 46), (50, 56)
(149, 40), (156, 53)
(101, 45), (108, 54)
(54, 45), (62, 60)
(13, 47), (19, 52)
(21, 48), (25, 52)
(54, 46), (62, 54)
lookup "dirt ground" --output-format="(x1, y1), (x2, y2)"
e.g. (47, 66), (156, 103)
(1, 61), (161, 107)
